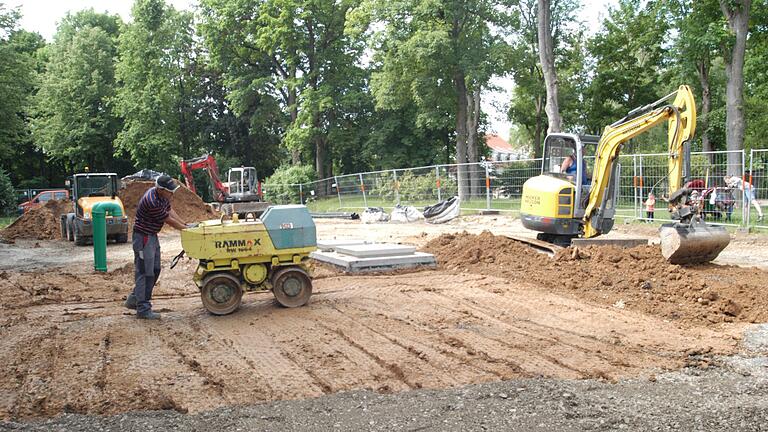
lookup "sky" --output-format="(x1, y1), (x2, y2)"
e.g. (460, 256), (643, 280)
(6, 0), (617, 142)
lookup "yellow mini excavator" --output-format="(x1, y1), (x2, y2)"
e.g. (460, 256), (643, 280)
(520, 85), (730, 264)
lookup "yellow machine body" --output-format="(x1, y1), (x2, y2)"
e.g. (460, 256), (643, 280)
(179, 205), (317, 315)
(520, 175), (578, 236)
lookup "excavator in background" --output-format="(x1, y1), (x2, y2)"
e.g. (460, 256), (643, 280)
(180, 154), (271, 217)
(520, 85), (730, 264)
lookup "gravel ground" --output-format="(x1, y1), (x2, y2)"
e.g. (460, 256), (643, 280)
(3, 363), (767, 432)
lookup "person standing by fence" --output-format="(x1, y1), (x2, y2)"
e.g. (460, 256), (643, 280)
(725, 176), (763, 222)
(644, 192), (655, 222)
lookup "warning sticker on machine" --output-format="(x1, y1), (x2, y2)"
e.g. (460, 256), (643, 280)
(280, 223), (294, 229)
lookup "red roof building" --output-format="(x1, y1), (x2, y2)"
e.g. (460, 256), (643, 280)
(485, 134), (521, 161)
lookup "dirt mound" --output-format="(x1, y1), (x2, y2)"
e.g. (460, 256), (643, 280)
(0, 200), (71, 241)
(119, 181), (219, 223)
(424, 231), (768, 326)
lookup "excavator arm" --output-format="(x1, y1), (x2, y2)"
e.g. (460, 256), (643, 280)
(179, 154), (228, 202)
(583, 85), (696, 237)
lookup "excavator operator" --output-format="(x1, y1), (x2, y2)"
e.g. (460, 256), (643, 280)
(560, 145), (588, 185)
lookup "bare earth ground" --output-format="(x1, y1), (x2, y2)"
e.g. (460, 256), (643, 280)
(1, 215), (767, 430)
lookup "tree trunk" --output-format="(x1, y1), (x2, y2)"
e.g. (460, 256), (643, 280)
(466, 87), (481, 197)
(720, 0), (750, 176)
(696, 59), (714, 163)
(454, 69), (469, 201)
(537, 0), (562, 134)
(533, 95), (544, 159)
(289, 86), (300, 165)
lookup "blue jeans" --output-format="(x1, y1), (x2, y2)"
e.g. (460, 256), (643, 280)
(132, 232), (161, 315)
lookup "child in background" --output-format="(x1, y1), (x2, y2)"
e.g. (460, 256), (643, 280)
(645, 192), (655, 222)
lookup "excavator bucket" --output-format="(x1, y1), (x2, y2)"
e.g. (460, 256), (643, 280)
(659, 220), (730, 265)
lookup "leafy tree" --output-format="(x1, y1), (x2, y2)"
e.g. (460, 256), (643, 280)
(744, 0), (768, 150)
(0, 167), (15, 215)
(354, 0), (512, 199)
(667, 0), (725, 155)
(115, 0), (207, 173)
(538, 0), (562, 133)
(0, 5), (37, 172)
(719, 0), (751, 174)
(507, 0), (585, 158)
(585, 0), (670, 139)
(200, 0), (369, 182)
(32, 10), (124, 172)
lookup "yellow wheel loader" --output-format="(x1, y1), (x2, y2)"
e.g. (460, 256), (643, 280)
(521, 85), (730, 264)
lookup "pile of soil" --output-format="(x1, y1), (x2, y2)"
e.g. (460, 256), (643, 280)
(0, 200), (71, 241)
(118, 181), (218, 223)
(424, 231), (768, 326)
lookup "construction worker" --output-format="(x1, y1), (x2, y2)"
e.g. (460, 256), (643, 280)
(125, 175), (188, 319)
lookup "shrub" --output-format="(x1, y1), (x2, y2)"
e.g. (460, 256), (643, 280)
(0, 168), (16, 216)
(264, 165), (317, 204)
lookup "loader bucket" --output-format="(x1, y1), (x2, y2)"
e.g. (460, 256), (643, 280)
(659, 221), (730, 265)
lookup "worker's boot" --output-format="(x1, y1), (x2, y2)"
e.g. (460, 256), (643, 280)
(124, 294), (137, 310)
(137, 311), (161, 320)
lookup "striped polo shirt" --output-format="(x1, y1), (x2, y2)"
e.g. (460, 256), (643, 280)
(134, 187), (171, 235)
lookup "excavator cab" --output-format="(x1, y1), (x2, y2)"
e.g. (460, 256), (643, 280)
(522, 134), (614, 244)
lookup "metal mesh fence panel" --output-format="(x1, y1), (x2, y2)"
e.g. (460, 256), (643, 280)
(262, 150), (748, 225)
(749, 149), (768, 230)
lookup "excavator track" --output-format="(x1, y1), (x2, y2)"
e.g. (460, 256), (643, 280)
(504, 235), (563, 257)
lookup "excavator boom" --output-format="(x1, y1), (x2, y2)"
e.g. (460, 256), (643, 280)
(581, 85), (729, 264)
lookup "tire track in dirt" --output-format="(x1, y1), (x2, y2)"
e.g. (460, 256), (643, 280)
(404, 288), (636, 379)
(330, 292), (578, 379)
(331, 276), (587, 378)
(320, 300), (513, 383)
(186, 305), (326, 401)
(323, 299), (526, 381)
(250, 304), (408, 394)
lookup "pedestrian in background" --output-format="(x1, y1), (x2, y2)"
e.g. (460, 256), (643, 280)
(644, 192), (655, 222)
(725, 176), (763, 222)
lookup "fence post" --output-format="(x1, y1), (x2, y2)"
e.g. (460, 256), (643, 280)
(393, 170), (400, 206)
(359, 173), (368, 208)
(298, 183), (304, 205)
(742, 150), (747, 226)
(749, 149), (753, 227)
(485, 163), (491, 210)
(334, 176), (341, 209)
(435, 166), (442, 202)
(633, 154), (638, 219)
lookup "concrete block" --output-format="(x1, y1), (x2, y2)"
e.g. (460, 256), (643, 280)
(335, 243), (417, 258)
(316, 239), (370, 252)
(571, 238), (648, 248)
(311, 251), (436, 273)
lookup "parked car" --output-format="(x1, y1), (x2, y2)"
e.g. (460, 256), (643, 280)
(17, 189), (69, 214)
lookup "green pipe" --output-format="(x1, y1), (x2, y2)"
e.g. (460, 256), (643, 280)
(92, 201), (123, 272)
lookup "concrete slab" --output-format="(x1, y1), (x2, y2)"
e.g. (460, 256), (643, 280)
(571, 238), (648, 248)
(311, 251), (436, 273)
(335, 243), (417, 258)
(316, 239), (370, 252)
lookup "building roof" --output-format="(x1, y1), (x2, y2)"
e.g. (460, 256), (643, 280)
(485, 134), (513, 153)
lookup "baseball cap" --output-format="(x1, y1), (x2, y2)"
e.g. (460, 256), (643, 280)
(156, 175), (180, 192)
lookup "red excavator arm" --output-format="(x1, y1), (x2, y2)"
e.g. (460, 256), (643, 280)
(179, 154), (228, 202)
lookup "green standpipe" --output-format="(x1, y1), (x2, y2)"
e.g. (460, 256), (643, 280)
(92, 202), (123, 272)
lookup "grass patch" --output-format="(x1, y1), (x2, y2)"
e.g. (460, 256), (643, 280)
(0, 216), (17, 229)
